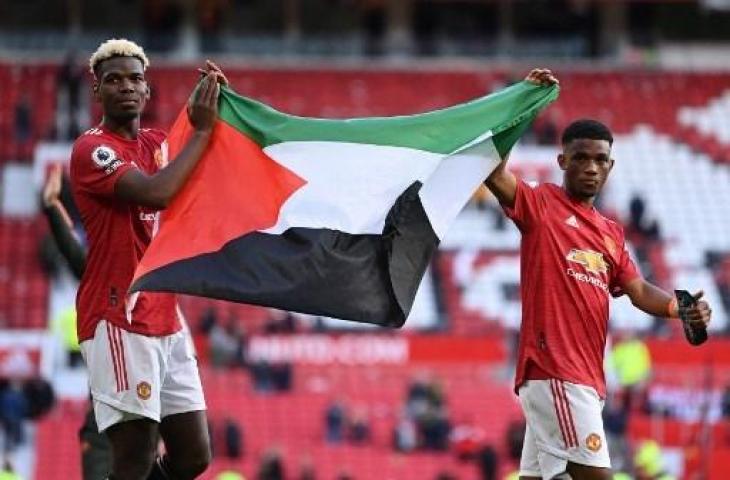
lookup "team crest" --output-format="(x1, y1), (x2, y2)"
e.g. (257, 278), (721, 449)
(91, 145), (117, 168)
(586, 433), (602, 452)
(154, 141), (168, 168)
(136, 381), (152, 400)
(154, 149), (163, 168)
(604, 236), (617, 256)
(566, 249), (608, 275)
(155, 140), (169, 168)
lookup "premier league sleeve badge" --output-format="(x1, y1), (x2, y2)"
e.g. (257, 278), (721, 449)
(91, 145), (123, 174)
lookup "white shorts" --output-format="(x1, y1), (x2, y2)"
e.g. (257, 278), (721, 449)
(80, 320), (206, 432)
(518, 379), (610, 479)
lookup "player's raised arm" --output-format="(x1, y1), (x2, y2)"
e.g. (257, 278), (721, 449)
(483, 68), (558, 209)
(114, 72), (221, 209)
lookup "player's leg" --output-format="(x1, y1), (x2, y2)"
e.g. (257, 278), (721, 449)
(156, 329), (211, 478)
(80, 320), (166, 480)
(104, 416), (159, 479)
(566, 462), (612, 480)
(157, 411), (211, 479)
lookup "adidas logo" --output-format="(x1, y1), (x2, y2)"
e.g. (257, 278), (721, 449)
(565, 215), (580, 229)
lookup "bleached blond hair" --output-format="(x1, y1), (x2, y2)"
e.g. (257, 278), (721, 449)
(88, 38), (149, 76)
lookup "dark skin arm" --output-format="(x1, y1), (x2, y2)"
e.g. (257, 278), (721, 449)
(623, 278), (712, 327)
(484, 68), (558, 209)
(115, 68), (225, 209)
(41, 164), (86, 279)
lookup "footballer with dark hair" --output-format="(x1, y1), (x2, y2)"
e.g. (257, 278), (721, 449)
(484, 98), (711, 480)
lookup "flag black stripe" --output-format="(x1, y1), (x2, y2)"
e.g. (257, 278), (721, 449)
(131, 182), (438, 328)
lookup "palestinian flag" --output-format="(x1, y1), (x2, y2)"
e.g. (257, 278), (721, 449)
(131, 80), (558, 327)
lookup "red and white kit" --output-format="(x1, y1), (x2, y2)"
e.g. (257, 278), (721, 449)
(70, 126), (205, 431)
(503, 180), (640, 478)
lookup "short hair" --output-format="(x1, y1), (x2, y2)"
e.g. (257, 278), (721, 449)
(89, 38), (149, 76)
(561, 119), (613, 146)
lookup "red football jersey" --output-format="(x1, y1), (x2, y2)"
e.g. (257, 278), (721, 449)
(70, 125), (180, 341)
(504, 180), (640, 398)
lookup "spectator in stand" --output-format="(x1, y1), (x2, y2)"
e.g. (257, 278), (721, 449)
(209, 320), (239, 368)
(142, 0), (182, 52)
(628, 195), (660, 242)
(257, 448), (284, 480)
(404, 374), (451, 450)
(324, 399), (347, 444)
(347, 406), (371, 445)
(0, 380), (28, 452)
(633, 440), (675, 480)
(51, 306), (83, 368)
(721, 382), (730, 419)
(199, 307), (219, 336)
(503, 420), (526, 479)
(264, 309), (298, 334)
(22, 377), (55, 421)
(450, 421), (485, 461)
(208, 312), (248, 370)
(534, 113), (559, 146)
(420, 404), (451, 451)
(0, 460), (21, 480)
(270, 362), (292, 391)
(13, 95), (32, 161)
(225, 313), (248, 368)
(251, 361), (275, 392)
(360, 0), (386, 56)
(297, 455), (316, 480)
(223, 417), (243, 459)
(393, 413), (417, 452)
(608, 331), (652, 411)
(335, 471), (353, 480)
(216, 470), (245, 480)
(198, 0), (229, 52)
(475, 445), (498, 480)
(434, 472), (457, 480)
(406, 373), (443, 419)
(505, 420), (525, 464)
(57, 52), (85, 140)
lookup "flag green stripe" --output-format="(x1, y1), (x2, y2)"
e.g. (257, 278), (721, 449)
(217, 81), (558, 157)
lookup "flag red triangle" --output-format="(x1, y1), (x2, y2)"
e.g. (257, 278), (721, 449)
(133, 110), (306, 283)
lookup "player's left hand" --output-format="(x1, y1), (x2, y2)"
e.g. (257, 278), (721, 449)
(525, 68), (559, 86)
(198, 60), (228, 87)
(685, 290), (712, 328)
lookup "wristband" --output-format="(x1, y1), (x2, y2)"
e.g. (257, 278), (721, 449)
(667, 297), (679, 318)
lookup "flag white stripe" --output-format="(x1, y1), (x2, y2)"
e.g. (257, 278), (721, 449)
(261, 141), (442, 235)
(419, 134), (500, 239)
(260, 138), (499, 240)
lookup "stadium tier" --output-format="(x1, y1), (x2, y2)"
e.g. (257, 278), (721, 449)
(0, 217), (49, 329)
